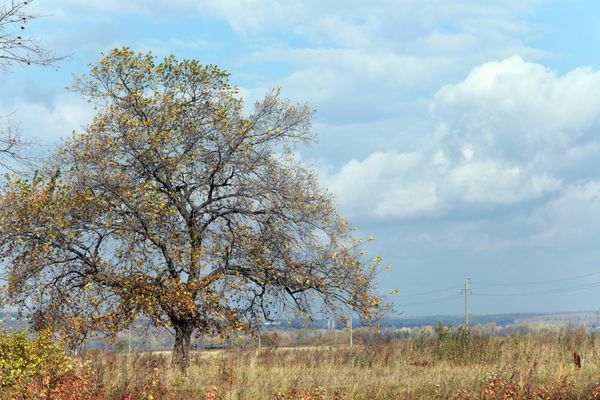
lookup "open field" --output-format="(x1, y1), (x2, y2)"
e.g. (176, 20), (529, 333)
(36, 327), (600, 399)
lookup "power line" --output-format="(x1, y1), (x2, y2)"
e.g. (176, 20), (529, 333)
(395, 271), (600, 310)
(473, 270), (600, 286)
(396, 293), (460, 307)
(392, 284), (462, 297)
(472, 281), (600, 297)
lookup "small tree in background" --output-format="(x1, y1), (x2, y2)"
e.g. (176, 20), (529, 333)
(1, 0), (64, 168)
(0, 0), (62, 70)
(0, 118), (24, 169)
(0, 48), (385, 371)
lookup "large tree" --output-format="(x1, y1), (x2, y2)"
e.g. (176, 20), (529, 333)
(0, 49), (384, 370)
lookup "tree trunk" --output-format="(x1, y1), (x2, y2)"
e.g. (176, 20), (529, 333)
(172, 320), (193, 372)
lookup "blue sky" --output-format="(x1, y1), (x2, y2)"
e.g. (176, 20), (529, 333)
(3, 0), (600, 316)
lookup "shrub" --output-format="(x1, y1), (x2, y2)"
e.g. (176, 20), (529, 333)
(0, 329), (71, 391)
(0, 329), (102, 399)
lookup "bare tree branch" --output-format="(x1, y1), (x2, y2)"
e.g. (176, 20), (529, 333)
(0, 0), (65, 168)
(0, 0), (64, 70)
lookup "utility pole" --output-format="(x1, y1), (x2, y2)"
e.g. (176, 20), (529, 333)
(332, 317), (338, 346)
(596, 310), (599, 332)
(349, 306), (353, 347)
(257, 327), (262, 350)
(463, 279), (471, 331)
(334, 323), (337, 346)
(128, 324), (132, 355)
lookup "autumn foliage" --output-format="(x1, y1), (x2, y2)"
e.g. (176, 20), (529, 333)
(0, 48), (383, 371)
(0, 329), (102, 399)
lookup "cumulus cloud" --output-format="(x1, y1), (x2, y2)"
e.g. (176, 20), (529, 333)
(447, 180), (600, 254)
(323, 56), (600, 224)
(323, 149), (561, 221)
(446, 162), (560, 205)
(0, 94), (95, 145)
(432, 57), (600, 163)
(528, 182), (600, 246)
(322, 152), (441, 220)
(213, 1), (554, 144)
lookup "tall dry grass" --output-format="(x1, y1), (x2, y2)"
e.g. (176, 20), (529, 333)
(67, 326), (600, 399)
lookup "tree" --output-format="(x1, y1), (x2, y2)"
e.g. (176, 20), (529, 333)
(0, 0), (62, 70)
(0, 117), (25, 168)
(1, 0), (64, 167)
(0, 48), (384, 371)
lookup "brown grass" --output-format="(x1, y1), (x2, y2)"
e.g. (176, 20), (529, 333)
(71, 327), (600, 399)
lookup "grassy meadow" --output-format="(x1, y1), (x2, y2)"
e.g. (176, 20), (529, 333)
(6, 326), (600, 399)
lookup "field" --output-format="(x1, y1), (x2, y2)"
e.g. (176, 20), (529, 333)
(8, 326), (600, 400)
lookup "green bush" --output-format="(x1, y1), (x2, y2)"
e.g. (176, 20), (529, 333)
(0, 329), (72, 394)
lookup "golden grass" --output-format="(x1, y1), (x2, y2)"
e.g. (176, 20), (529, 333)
(75, 327), (600, 399)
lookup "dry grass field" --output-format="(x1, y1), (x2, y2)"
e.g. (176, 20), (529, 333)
(62, 327), (600, 400)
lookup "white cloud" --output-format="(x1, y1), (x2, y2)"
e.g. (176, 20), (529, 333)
(323, 56), (600, 222)
(0, 94), (94, 145)
(227, 2), (554, 133)
(374, 182), (440, 219)
(460, 181), (600, 253)
(324, 153), (421, 202)
(530, 181), (600, 245)
(446, 162), (560, 206)
(28, 0), (556, 143)
(32, 0), (307, 31)
(432, 57), (600, 163)
(33, 0), (546, 36)
(248, 48), (457, 91)
(323, 148), (561, 221)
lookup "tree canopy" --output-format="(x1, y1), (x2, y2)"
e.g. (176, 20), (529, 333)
(0, 48), (384, 370)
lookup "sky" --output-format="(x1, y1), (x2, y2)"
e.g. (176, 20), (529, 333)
(3, 0), (600, 317)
